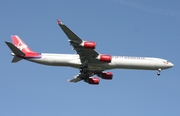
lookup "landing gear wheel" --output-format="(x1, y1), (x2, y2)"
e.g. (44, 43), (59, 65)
(80, 68), (83, 73)
(80, 65), (83, 69)
(157, 69), (161, 76)
(83, 69), (87, 73)
(80, 62), (88, 73)
(79, 68), (88, 73)
(84, 64), (88, 68)
(80, 63), (88, 69)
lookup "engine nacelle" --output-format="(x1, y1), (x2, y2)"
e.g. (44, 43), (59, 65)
(96, 54), (112, 63)
(99, 72), (113, 80)
(88, 77), (100, 85)
(80, 41), (96, 49)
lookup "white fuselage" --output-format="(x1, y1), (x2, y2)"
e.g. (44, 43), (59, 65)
(27, 53), (174, 71)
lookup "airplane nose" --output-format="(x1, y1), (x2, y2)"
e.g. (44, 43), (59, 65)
(169, 62), (174, 68)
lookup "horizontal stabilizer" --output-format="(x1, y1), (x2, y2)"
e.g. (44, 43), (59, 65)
(5, 41), (25, 56)
(12, 56), (22, 63)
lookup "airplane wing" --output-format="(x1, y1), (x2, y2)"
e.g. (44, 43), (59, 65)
(57, 20), (101, 63)
(57, 20), (111, 85)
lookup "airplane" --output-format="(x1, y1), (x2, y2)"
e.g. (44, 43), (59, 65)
(5, 19), (174, 85)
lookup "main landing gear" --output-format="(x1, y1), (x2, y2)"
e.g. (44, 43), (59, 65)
(157, 68), (161, 76)
(79, 60), (89, 78)
(80, 63), (88, 73)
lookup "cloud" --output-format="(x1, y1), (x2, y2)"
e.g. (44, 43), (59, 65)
(110, 0), (180, 17)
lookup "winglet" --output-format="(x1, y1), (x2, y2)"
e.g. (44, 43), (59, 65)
(57, 19), (63, 25)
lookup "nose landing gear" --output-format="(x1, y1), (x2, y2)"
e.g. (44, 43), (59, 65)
(157, 69), (161, 76)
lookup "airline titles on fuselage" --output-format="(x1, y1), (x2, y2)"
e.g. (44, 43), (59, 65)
(54, 54), (145, 60)
(113, 56), (145, 59)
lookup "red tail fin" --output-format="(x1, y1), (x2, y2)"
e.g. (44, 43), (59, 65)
(11, 35), (35, 53)
(11, 35), (41, 58)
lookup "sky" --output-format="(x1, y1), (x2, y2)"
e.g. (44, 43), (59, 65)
(0, 0), (180, 116)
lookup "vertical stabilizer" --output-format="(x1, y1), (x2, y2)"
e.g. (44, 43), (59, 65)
(5, 36), (41, 63)
(11, 35), (35, 53)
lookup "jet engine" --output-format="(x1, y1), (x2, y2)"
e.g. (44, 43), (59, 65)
(98, 72), (113, 80)
(80, 41), (96, 49)
(88, 77), (100, 85)
(96, 54), (112, 62)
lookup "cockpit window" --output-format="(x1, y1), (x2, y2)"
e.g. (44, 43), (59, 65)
(163, 60), (169, 64)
